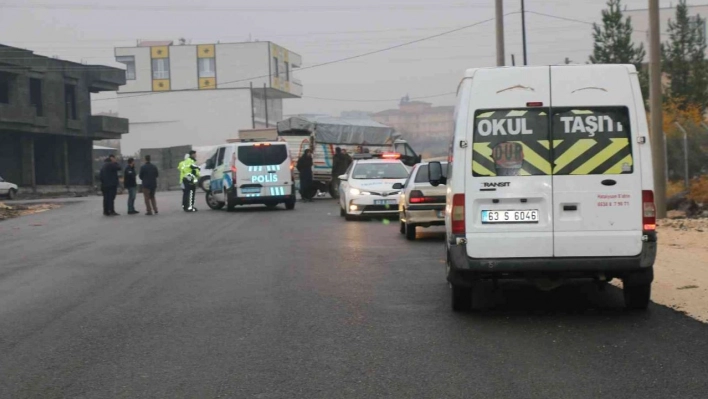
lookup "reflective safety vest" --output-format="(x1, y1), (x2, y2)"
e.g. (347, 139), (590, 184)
(178, 157), (200, 183)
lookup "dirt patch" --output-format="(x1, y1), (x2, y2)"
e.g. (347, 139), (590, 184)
(613, 217), (708, 323)
(0, 202), (62, 221)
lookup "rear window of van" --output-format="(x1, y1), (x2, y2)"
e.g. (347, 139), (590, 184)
(238, 144), (288, 166)
(551, 107), (633, 175)
(472, 107), (633, 176)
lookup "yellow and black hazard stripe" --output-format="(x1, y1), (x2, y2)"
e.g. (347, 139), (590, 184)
(552, 137), (632, 175)
(472, 140), (552, 176)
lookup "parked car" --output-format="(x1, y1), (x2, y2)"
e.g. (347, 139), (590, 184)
(0, 175), (18, 199)
(396, 162), (448, 240)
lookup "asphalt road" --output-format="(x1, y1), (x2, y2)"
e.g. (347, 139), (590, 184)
(1, 192), (707, 398)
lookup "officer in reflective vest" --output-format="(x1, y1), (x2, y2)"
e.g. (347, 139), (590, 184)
(178, 151), (201, 212)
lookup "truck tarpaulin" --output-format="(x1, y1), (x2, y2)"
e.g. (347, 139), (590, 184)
(277, 114), (400, 145)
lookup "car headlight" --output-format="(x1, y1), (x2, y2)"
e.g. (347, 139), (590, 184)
(349, 188), (371, 196)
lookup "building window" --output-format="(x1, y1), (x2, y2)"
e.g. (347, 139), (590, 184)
(152, 58), (170, 80)
(198, 58), (216, 78)
(285, 62), (290, 81)
(116, 56), (136, 80)
(273, 57), (279, 79)
(30, 78), (43, 116)
(0, 72), (12, 104)
(65, 84), (77, 120)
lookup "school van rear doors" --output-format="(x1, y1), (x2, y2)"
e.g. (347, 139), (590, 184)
(550, 66), (643, 257)
(464, 65), (644, 259)
(234, 143), (292, 198)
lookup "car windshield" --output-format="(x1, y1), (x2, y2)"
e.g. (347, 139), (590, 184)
(352, 162), (409, 179)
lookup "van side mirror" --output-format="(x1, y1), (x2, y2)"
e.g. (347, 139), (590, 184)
(338, 174), (348, 181)
(392, 183), (404, 190)
(428, 161), (446, 187)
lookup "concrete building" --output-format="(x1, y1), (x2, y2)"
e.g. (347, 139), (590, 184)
(372, 96), (454, 141)
(0, 44), (128, 192)
(114, 40), (302, 155)
(626, 5), (708, 56)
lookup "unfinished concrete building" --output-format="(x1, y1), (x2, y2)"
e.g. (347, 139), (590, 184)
(0, 44), (128, 193)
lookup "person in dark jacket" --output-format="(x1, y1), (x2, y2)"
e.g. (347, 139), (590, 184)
(331, 147), (348, 194)
(297, 149), (314, 202)
(99, 154), (121, 216)
(139, 154), (160, 215)
(124, 157), (139, 215)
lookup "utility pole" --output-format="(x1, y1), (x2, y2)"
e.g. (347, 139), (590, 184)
(263, 83), (269, 128)
(649, 0), (666, 217)
(250, 82), (256, 129)
(495, 0), (505, 66)
(521, 0), (528, 65)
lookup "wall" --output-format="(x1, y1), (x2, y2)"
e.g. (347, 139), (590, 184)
(216, 42), (270, 89)
(118, 89), (253, 155)
(170, 45), (199, 91)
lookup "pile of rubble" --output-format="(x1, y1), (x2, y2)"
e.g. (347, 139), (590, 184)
(0, 202), (61, 221)
(659, 211), (708, 232)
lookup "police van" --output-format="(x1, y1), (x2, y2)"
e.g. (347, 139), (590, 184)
(428, 65), (657, 311)
(205, 140), (296, 211)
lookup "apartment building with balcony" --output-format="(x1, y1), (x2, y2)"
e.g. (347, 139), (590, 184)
(0, 44), (128, 192)
(114, 40), (302, 154)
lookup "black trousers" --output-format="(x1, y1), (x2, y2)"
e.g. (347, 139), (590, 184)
(182, 180), (196, 210)
(102, 186), (117, 214)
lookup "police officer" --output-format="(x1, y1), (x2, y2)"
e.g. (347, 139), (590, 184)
(178, 150), (201, 212)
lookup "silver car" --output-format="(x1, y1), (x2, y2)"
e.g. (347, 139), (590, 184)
(396, 162), (447, 240)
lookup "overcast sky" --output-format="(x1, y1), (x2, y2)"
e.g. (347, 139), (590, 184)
(0, 0), (702, 116)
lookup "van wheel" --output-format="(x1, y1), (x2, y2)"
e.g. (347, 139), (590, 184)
(329, 181), (340, 199)
(624, 283), (651, 310)
(405, 224), (416, 240)
(451, 284), (472, 312)
(8, 188), (17, 200)
(198, 176), (211, 192)
(399, 220), (405, 234)
(206, 191), (224, 210)
(285, 199), (295, 210)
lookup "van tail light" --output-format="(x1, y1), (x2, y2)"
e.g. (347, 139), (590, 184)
(642, 190), (656, 231)
(231, 166), (237, 188)
(451, 194), (465, 235)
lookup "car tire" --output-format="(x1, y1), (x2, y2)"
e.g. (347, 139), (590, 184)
(285, 200), (296, 210)
(8, 188), (17, 200)
(405, 223), (416, 240)
(340, 206), (346, 217)
(451, 284), (472, 312)
(399, 220), (405, 234)
(624, 283), (651, 310)
(205, 191), (225, 210)
(198, 176), (211, 192)
(345, 213), (356, 221)
(226, 194), (237, 212)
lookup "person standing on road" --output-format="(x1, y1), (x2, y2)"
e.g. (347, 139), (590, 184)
(342, 149), (353, 169)
(178, 151), (200, 212)
(124, 157), (139, 215)
(139, 155), (159, 216)
(297, 149), (314, 202)
(331, 147), (348, 193)
(99, 154), (121, 216)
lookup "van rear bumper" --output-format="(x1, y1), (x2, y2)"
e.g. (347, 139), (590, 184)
(447, 232), (657, 286)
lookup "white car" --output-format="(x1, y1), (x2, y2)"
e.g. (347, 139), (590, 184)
(397, 162), (448, 240)
(0, 175), (18, 199)
(338, 153), (410, 220)
(430, 64), (657, 312)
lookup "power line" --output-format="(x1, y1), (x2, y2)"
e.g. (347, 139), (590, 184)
(93, 14), (510, 102)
